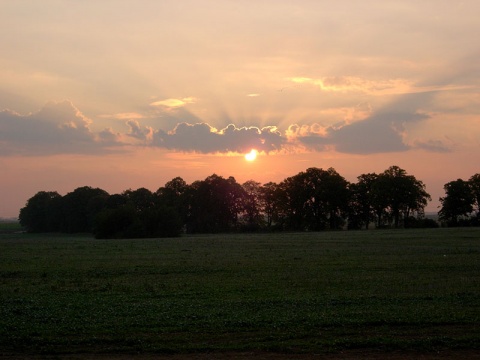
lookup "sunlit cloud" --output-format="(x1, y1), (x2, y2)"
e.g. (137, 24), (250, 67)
(99, 112), (146, 120)
(286, 123), (328, 139)
(247, 93), (260, 97)
(150, 97), (197, 109)
(152, 122), (284, 154)
(289, 76), (414, 95)
(289, 76), (473, 96)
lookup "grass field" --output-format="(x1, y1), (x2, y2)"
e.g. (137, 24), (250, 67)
(1, 228), (479, 356)
(0, 221), (21, 233)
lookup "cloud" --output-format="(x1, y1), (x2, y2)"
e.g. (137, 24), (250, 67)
(98, 128), (121, 144)
(290, 76), (413, 95)
(286, 87), (463, 154)
(98, 112), (145, 120)
(411, 139), (452, 153)
(0, 97), (448, 157)
(126, 119), (153, 142)
(150, 97), (197, 109)
(329, 111), (427, 154)
(288, 92), (433, 154)
(0, 100), (123, 156)
(152, 122), (284, 154)
(149, 109), (436, 155)
(287, 115), (412, 154)
(289, 76), (473, 96)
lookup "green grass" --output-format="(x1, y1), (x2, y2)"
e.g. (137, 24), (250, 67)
(1, 228), (480, 355)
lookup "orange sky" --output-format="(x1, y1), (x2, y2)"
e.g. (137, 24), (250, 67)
(1, 1), (479, 217)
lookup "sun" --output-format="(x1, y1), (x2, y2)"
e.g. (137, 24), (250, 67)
(244, 149), (258, 162)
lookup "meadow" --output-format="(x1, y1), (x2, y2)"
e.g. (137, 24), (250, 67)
(1, 228), (479, 357)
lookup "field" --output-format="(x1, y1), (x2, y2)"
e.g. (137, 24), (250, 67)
(1, 228), (480, 358)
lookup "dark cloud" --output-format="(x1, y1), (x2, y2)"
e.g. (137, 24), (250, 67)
(293, 110), (430, 154)
(292, 89), (439, 154)
(332, 111), (429, 154)
(0, 101), (122, 156)
(152, 122), (284, 153)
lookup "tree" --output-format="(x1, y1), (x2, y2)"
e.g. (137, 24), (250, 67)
(277, 174), (308, 231)
(402, 175), (431, 227)
(348, 173), (378, 229)
(104, 193), (128, 209)
(241, 180), (264, 231)
(301, 167), (350, 230)
(19, 191), (63, 232)
(315, 167), (350, 230)
(370, 174), (391, 228)
(94, 183), (185, 239)
(122, 188), (156, 213)
(186, 174), (247, 233)
(156, 177), (189, 223)
(469, 174), (480, 217)
(60, 186), (109, 233)
(142, 206), (182, 238)
(372, 166), (431, 228)
(275, 167), (350, 231)
(94, 206), (138, 239)
(259, 182), (280, 229)
(438, 179), (474, 226)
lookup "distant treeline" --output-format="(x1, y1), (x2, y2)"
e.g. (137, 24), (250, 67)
(19, 166), (480, 238)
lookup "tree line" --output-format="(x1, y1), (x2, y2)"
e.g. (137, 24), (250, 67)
(18, 166), (480, 238)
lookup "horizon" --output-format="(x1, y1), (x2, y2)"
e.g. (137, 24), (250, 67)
(1, 1), (479, 218)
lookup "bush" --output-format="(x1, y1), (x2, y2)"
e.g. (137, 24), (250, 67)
(94, 207), (138, 239)
(94, 206), (182, 239)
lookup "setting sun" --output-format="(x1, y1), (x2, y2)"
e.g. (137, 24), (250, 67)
(244, 149), (258, 162)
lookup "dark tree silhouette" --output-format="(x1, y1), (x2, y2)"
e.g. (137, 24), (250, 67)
(373, 166), (431, 228)
(301, 167), (350, 230)
(348, 173), (378, 229)
(439, 179), (474, 226)
(186, 174), (246, 233)
(259, 182), (280, 229)
(19, 165), (439, 236)
(94, 185), (183, 239)
(123, 188), (156, 213)
(469, 174), (480, 218)
(241, 180), (264, 231)
(60, 186), (109, 233)
(19, 191), (63, 232)
(156, 176), (189, 226)
(94, 206), (138, 239)
(273, 167), (350, 231)
(276, 175), (308, 231)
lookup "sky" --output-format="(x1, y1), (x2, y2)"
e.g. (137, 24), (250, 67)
(1, 1), (480, 218)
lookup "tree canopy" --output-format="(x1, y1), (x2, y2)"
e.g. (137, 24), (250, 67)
(438, 175), (480, 226)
